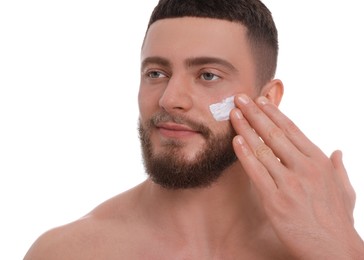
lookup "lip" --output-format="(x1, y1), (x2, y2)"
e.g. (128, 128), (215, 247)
(156, 122), (199, 138)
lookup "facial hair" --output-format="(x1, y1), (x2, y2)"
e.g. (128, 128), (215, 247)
(138, 111), (237, 190)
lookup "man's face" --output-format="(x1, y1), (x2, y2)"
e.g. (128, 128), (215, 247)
(138, 17), (258, 189)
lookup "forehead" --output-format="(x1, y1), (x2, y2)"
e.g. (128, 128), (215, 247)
(141, 17), (253, 68)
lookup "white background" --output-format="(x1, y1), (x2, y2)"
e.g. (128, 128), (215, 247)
(1, 1), (363, 259)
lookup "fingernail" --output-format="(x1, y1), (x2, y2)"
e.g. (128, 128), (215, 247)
(235, 135), (244, 145)
(237, 95), (250, 105)
(234, 136), (250, 156)
(257, 96), (269, 105)
(234, 110), (244, 120)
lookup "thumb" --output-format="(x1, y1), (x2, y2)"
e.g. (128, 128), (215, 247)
(330, 150), (356, 218)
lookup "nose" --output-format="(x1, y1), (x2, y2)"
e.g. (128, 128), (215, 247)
(158, 75), (193, 113)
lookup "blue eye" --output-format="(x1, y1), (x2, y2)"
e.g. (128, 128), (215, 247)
(201, 72), (220, 81)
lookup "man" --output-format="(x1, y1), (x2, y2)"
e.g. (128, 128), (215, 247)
(25, 0), (364, 258)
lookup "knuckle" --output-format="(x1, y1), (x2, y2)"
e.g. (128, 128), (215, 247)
(254, 143), (272, 159)
(284, 119), (300, 137)
(268, 126), (284, 140)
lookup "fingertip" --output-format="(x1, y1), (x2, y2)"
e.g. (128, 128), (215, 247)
(331, 149), (343, 160)
(235, 94), (250, 106)
(230, 108), (244, 120)
(233, 135), (244, 146)
(233, 135), (251, 157)
(330, 150), (345, 170)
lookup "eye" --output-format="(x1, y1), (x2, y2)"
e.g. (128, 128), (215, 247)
(200, 72), (220, 81)
(147, 70), (167, 79)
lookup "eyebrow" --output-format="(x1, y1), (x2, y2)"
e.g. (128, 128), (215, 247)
(141, 56), (171, 71)
(185, 57), (238, 72)
(141, 56), (238, 73)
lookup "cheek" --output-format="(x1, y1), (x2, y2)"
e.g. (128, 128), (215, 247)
(138, 86), (160, 121)
(204, 110), (236, 139)
(215, 121), (235, 137)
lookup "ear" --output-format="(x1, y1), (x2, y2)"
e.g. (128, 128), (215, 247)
(260, 79), (284, 106)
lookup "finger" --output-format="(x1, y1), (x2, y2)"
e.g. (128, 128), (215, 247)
(233, 94), (306, 168)
(255, 96), (326, 159)
(233, 135), (277, 193)
(231, 108), (287, 185)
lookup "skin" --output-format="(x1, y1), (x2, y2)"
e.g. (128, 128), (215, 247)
(24, 17), (364, 259)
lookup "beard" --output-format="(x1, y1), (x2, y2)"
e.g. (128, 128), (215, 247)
(138, 111), (237, 190)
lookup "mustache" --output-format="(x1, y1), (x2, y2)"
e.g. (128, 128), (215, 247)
(150, 111), (211, 139)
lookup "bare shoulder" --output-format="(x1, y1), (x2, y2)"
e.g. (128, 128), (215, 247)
(24, 183), (147, 260)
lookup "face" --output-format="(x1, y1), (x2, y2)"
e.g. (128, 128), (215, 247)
(138, 17), (259, 189)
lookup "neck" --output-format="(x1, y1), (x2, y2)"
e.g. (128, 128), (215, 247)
(139, 162), (268, 249)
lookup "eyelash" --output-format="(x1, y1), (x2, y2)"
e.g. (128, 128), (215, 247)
(144, 69), (222, 82)
(146, 70), (167, 79)
(199, 72), (221, 81)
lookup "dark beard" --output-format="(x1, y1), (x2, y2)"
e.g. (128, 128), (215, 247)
(138, 112), (237, 190)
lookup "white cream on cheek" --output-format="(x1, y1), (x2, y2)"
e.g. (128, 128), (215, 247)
(209, 95), (236, 121)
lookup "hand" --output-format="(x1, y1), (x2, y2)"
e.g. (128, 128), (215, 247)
(230, 94), (364, 259)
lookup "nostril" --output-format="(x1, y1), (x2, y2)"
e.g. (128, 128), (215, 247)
(159, 95), (185, 111)
(158, 84), (193, 112)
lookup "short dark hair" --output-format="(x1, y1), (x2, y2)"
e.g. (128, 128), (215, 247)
(146, 0), (278, 88)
